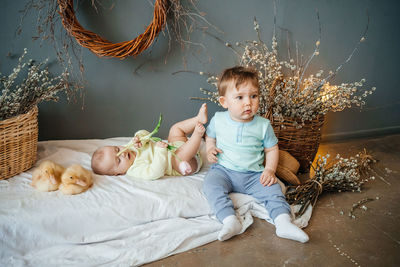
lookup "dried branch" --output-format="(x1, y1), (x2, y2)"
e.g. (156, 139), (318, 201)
(1, 48), (71, 120)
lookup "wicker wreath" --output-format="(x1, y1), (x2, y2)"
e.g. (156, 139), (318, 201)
(57, 0), (168, 59)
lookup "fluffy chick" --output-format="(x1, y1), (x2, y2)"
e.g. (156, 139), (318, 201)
(60, 164), (93, 195)
(31, 160), (65, 192)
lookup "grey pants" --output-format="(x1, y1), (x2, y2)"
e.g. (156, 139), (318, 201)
(203, 164), (290, 222)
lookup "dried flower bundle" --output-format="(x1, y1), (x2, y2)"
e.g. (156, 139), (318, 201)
(192, 15), (375, 127)
(285, 149), (378, 217)
(0, 48), (70, 120)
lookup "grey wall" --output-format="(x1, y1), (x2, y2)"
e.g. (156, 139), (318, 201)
(1, 0), (399, 141)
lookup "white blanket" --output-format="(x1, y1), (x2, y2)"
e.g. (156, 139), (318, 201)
(0, 138), (312, 266)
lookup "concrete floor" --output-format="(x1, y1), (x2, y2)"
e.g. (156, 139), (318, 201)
(145, 134), (400, 267)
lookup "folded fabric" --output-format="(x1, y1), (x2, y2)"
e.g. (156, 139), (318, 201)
(0, 138), (312, 267)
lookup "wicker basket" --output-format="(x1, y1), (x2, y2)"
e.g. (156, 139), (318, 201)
(0, 106), (38, 180)
(264, 77), (325, 172)
(268, 115), (325, 173)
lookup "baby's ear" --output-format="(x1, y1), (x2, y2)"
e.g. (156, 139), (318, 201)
(218, 96), (228, 108)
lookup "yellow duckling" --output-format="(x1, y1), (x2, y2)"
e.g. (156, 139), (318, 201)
(59, 164), (93, 195)
(31, 160), (65, 192)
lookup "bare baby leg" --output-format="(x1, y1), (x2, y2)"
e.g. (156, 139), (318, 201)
(168, 103), (208, 175)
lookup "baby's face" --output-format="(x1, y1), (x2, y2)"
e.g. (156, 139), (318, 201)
(219, 81), (260, 122)
(97, 146), (136, 175)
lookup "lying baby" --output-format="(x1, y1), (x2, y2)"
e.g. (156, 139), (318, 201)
(91, 104), (208, 180)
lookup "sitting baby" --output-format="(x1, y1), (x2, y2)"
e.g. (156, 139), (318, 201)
(91, 104), (208, 180)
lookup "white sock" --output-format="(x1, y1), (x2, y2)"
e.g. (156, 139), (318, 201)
(218, 215), (242, 241)
(274, 213), (309, 243)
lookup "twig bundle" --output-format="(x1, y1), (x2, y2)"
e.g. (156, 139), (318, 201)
(57, 0), (168, 58)
(0, 48), (70, 120)
(285, 149), (378, 217)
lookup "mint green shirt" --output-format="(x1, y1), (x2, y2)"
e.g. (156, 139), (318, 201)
(206, 111), (278, 172)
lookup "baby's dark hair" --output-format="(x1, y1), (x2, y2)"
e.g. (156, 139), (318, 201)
(218, 66), (259, 96)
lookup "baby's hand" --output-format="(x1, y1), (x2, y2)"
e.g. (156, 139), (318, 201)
(207, 147), (222, 163)
(193, 123), (206, 137)
(260, 168), (277, 187)
(132, 136), (142, 148)
(156, 141), (168, 148)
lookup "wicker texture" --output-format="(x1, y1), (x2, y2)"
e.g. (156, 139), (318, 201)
(269, 115), (325, 172)
(57, 0), (168, 58)
(0, 107), (38, 180)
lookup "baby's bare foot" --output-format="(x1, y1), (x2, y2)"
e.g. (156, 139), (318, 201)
(179, 161), (192, 175)
(193, 123), (205, 137)
(197, 103), (208, 124)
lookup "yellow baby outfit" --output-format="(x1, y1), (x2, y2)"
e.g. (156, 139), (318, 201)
(126, 130), (202, 180)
